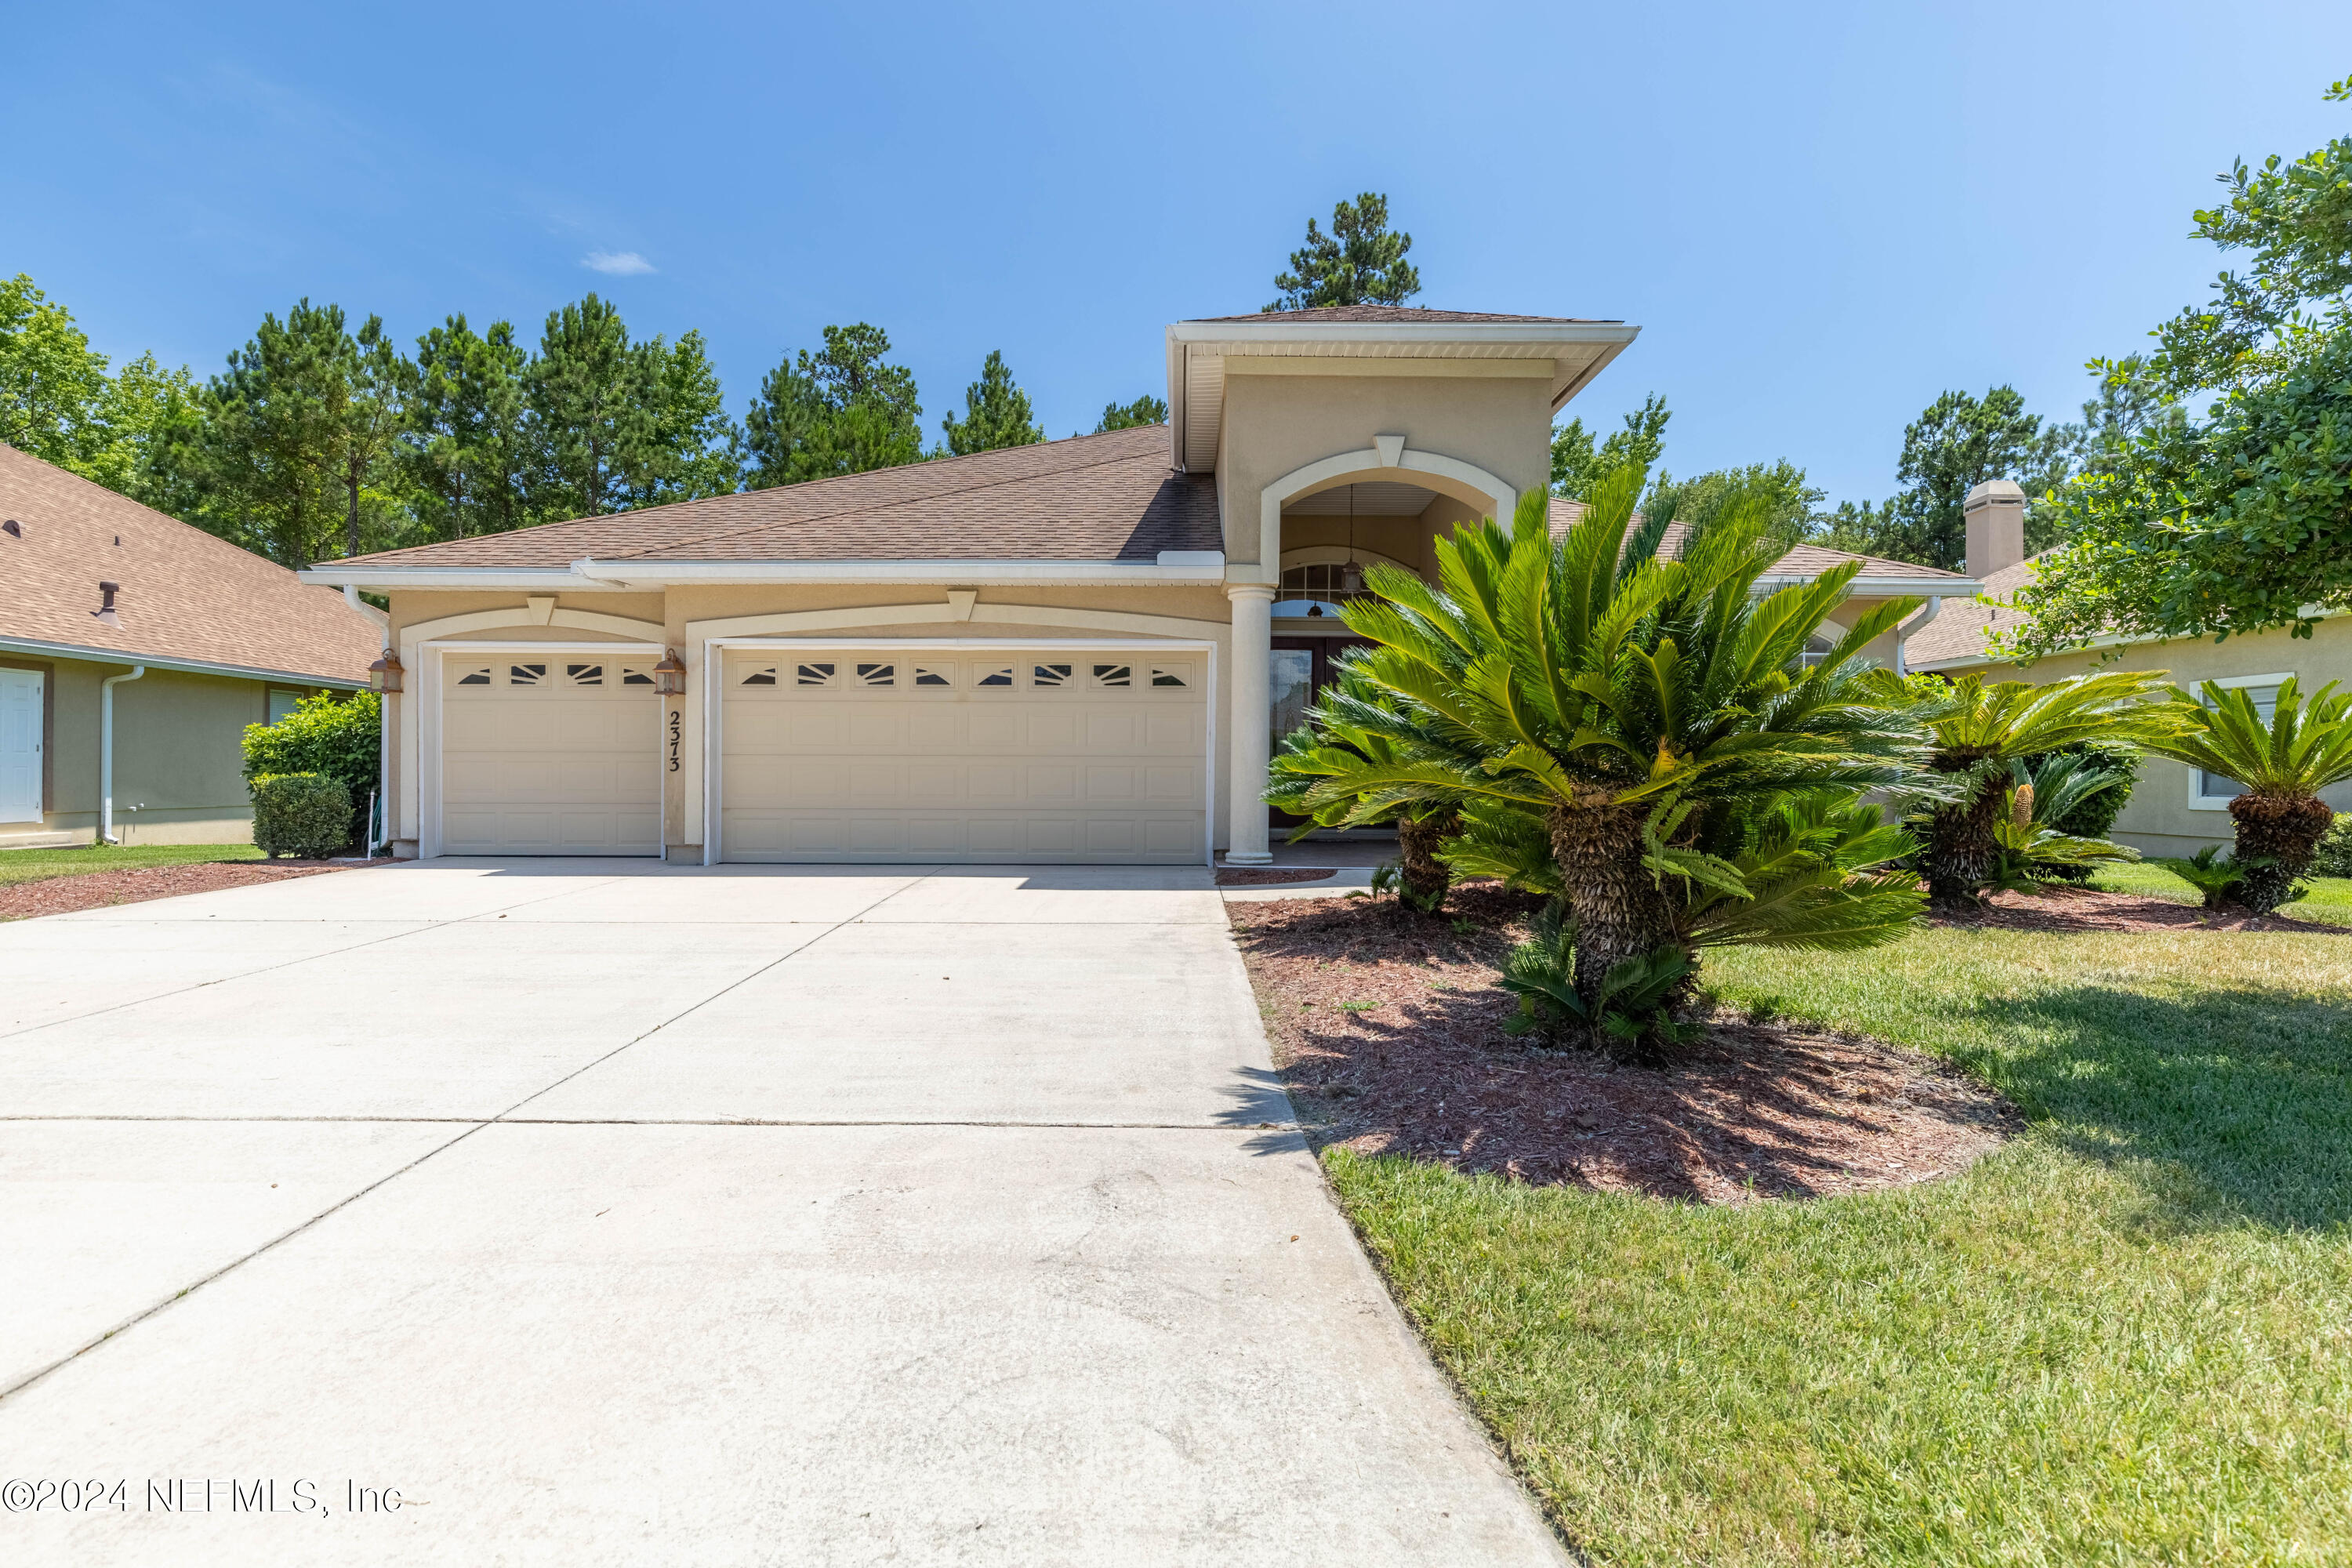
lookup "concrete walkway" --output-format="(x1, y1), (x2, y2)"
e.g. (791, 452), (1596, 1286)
(0, 861), (1564, 1566)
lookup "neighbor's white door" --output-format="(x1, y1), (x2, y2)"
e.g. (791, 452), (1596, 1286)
(0, 667), (42, 824)
(440, 653), (661, 855)
(720, 648), (1207, 863)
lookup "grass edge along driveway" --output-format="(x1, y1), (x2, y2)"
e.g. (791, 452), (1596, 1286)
(1326, 918), (2352, 1566)
(0, 842), (266, 891)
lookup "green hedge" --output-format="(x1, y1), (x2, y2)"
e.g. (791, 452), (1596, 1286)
(250, 772), (352, 860)
(242, 691), (379, 807)
(2314, 813), (2352, 878)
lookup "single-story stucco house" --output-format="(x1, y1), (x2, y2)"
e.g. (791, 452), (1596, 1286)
(303, 306), (1980, 866)
(1905, 478), (2352, 856)
(0, 444), (382, 848)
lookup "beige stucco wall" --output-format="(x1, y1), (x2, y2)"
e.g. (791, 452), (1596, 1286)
(381, 584), (1237, 858)
(1217, 372), (1555, 570)
(1952, 616), (2352, 855)
(0, 654), (337, 848)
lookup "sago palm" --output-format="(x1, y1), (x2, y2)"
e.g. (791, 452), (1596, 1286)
(2141, 677), (2352, 913)
(1893, 670), (2176, 905)
(1265, 659), (1461, 911)
(1294, 468), (1934, 1045)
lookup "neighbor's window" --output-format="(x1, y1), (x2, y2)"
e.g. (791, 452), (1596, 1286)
(1800, 634), (1835, 669)
(267, 688), (307, 722)
(2197, 680), (2284, 802)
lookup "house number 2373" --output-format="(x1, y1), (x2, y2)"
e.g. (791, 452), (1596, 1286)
(667, 710), (681, 772)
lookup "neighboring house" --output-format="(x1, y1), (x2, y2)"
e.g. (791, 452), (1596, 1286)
(0, 444), (382, 848)
(1905, 479), (2352, 855)
(303, 306), (1973, 867)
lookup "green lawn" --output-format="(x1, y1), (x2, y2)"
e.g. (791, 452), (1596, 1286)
(0, 841), (264, 890)
(2092, 860), (2352, 925)
(1328, 921), (2352, 1566)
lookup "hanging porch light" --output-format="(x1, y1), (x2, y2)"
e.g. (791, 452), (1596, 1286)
(368, 648), (404, 694)
(653, 649), (688, 697)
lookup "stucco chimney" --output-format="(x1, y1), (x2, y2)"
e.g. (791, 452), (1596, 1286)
(1963, 480), (2027, 580)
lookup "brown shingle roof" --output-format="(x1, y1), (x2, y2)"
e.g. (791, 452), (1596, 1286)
(1904, 556), (2039, 666)
(1186, 305), (1618, 325)
(0, 444), (379, 684)
(336, 425), (1219, 569)
(1542, 499), (1970, 583)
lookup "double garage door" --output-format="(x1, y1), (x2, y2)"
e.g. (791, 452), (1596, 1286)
(718, 648), (1207, 864)
(437, 644), (1209, 863)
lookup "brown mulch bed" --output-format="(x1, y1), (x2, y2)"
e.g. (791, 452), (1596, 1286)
(1228, 884), (2018, 1203)
(1938, 884), (2346, 935)
(0, 859), (375, 920)
(1216, 867), (1338, 887)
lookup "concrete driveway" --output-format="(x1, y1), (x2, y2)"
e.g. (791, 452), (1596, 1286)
(0, 862), (1563, 1566)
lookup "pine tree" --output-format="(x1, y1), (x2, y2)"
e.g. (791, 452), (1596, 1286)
(1093, 394), (1167, 432)
(939, 350), (1044, 456)
(1265, 193), (1421, 311)
(742, 323), (924, 486)
(405, 314), (532, 540)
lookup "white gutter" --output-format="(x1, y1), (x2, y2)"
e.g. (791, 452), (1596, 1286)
(348, 587), (391, 855)
(300, 554), (1229, 591)
(299, 566), (602, 592)
(1893, 597), (1944, 677)
(100, 665), (145, 845)
(0, 636), (365, 691)
(1166, 319), (1640, 347)
(1755, 575), (1982, 598)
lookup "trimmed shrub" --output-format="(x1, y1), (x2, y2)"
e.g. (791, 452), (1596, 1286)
(243, 691), (379, 808)
(2045, 739), (2140, 840)
(251, 772), (352, 859)
(2314, 813), (2352, 878)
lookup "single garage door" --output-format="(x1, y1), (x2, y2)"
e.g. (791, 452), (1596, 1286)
(720, 648), (1207, 863)
(441, 652), (661, 855)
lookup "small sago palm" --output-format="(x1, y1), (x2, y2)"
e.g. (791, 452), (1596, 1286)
(2141, 677), (2352, 913)
(1896, 670), (2176, 905)
(1265, 659), (1461, 911)
(1295, 469), (1933, 1047)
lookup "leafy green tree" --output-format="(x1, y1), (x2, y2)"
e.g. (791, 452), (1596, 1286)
(528, 295), (643, 520)
(1291, 473), (1932, 1053)
(200, 299), (364, 567)
(1264, 192), (1421, 311)
(1644, 460), (1824, 551)
(334, 317), (408, 558)
(939, 349), (1044, 456)
(90, 350), (204, 504)
(629, 328), (740, 506)
(0, 273), (114, 474)
(524, 296), (738, 520)
(743, 322), (924, 487)
(1818, 387), (2070, 568)
(1093, 394), (1167, 433)
(1550, 393), (1670, 499)
(405, 314), (532, 540)
(2009, 76), (2352, 652)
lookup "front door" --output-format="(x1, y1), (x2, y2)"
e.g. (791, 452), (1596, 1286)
(1269, 637), (1374, 829)
(0, 667), (42, 824)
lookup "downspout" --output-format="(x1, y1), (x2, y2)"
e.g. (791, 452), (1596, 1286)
(100, 666), (146, 844)
(1894, 597), (1943, 678)
(345, 586), (392, 854)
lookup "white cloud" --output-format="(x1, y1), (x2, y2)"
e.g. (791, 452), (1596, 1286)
(581, 250), (655, 276)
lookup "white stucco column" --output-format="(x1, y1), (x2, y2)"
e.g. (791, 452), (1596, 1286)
(1224, 583), (1276, 865)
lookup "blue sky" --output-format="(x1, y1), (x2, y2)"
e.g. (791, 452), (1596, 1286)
(9, 1), (2350, 505)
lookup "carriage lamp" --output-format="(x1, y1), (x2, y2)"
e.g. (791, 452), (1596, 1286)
(653, 650), (687, 698)
(368, 648), (405, 694)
